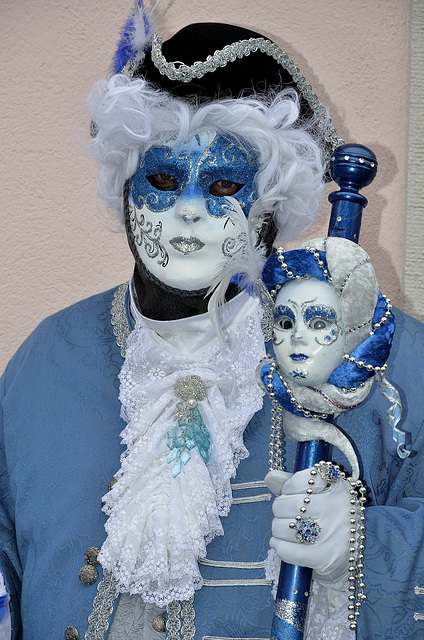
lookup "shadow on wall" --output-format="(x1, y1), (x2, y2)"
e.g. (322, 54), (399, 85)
(266, 33), (402, 309)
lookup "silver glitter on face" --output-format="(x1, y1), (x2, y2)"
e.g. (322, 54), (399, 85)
(221, 232), (246, 258)
(128, 202), (169, 267)
(169, 236), (205, 254)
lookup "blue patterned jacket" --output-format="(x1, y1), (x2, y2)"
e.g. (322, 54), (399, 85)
(1, 287), (424, 639)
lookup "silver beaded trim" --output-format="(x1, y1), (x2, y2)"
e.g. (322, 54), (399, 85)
(340, 258), (370, 292)
(232, 493), (271, 504)
(202, 579), (272, 587)
(166, 598), (196, 640)
(346, 318), (372, 334)
(346, 475), (367, 630)
(269, 398), (285, 471)
(111, 282), (130, 357)
(342, 354), (388, 375)
(231, 480), (267, 490)
(266, 359), (329, 421)
(302, 246), (332, 282)
(150, 33), (341, 152)
(369, 294), (393, 335)
(85, 570), (119, 640)
(198, 558), (266, 569)
(288, 463), (367, 632)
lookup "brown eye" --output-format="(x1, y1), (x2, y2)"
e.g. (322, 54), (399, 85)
(209, 180), (243, 197)
(147, 174), (179, 191)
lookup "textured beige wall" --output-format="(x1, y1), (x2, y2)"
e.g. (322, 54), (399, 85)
(404, 0), (424, 321)
(0, 0), (408, 372)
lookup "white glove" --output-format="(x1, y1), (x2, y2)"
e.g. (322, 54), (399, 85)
(265, 467), (351, 591)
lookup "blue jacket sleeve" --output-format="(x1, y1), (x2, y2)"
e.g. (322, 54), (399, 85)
(360, 499), (424, 639)
(353, 309), (424, 639)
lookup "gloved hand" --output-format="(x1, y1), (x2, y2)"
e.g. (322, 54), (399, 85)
(265, 467), (351, 591)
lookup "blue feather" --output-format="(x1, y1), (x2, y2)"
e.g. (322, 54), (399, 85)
(111, 13), (137, 75)
(110, 1), (153, 75)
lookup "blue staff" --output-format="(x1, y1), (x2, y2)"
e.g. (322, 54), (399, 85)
(270, 143), (378, 640)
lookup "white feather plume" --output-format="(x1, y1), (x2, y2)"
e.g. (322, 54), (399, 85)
(132, 0), (162, 67)
(207, 196), (280, 343)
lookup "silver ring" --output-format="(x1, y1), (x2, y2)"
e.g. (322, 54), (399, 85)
(289, 517), (321, 544)
(317, 462), (343, 485)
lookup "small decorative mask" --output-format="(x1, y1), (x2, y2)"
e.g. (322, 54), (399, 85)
(273, 278), (346, 387)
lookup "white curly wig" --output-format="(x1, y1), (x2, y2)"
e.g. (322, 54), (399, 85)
(88, 75), (325, 242)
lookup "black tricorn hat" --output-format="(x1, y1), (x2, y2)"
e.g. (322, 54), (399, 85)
(138, 23), (304, 101)
(112, 19), (340, 155)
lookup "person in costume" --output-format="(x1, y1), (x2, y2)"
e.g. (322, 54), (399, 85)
(1, 5), (424, 640)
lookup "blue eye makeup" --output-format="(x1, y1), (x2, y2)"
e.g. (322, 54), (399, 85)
(197, 135), (258, 217)
(274, 305), (295, 330)
(129, 147), (191, 212)
(128, 134), (259, 218)
(303, 305), (337, 329)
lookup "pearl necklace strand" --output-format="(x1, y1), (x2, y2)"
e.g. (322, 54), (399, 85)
(266, 366), (367, 631)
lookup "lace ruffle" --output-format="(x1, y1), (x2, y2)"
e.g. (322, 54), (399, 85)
(264, 548), (280, 598)
(304, 579), (353, 640)
(99, 294), (265, 606)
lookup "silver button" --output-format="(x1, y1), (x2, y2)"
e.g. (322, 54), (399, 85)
(64, 626), (79, 640)
(84, 546), (101, 566)
(152, 615), (166, 632)
(78, 564), (99, 585)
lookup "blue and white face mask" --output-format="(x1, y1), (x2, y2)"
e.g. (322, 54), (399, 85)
(273, 278), (345, 387)
(127, 131), (259, 291)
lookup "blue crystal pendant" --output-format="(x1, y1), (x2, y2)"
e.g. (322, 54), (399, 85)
(167, 406), (210, 477)
(167, 375), (210, 478)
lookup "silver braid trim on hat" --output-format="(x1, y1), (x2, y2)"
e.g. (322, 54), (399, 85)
(150, 33), (342, 152)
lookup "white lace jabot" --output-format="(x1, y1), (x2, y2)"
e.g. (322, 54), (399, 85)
(99, 285), (266, 606)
